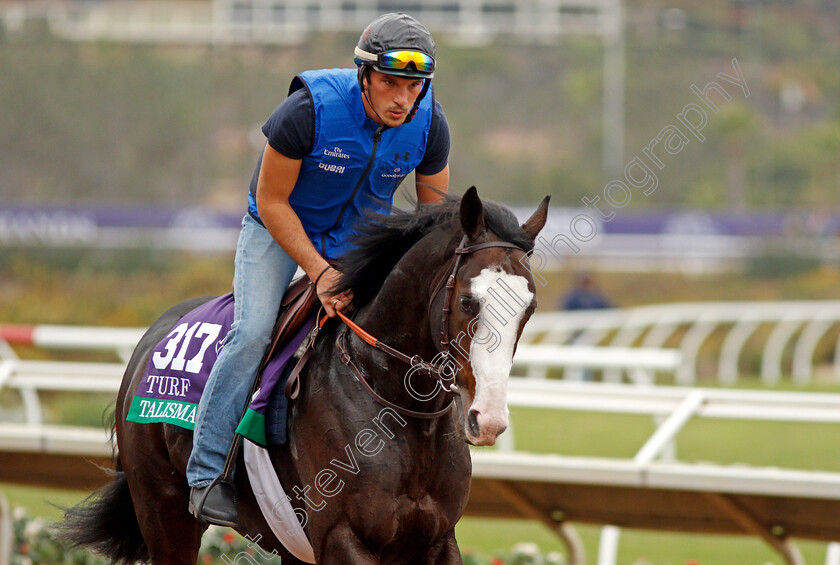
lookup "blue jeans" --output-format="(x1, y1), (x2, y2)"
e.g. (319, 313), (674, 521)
(187, 215), (300, 487)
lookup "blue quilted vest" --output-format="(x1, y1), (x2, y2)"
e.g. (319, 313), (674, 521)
(249, 68), (433, 260)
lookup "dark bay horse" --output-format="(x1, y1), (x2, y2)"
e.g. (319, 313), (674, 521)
(61, 188), (549, 564)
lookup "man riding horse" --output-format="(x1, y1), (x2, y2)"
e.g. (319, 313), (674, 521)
(187, 13), (451, 528)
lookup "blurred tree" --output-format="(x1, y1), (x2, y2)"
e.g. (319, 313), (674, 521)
(801, 122), (840, 206)
(710, 102), (758, 210)
(753, 139), (809, 207)
(0, 2), (838, 210)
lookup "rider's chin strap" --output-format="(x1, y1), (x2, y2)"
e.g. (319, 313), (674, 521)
(358, 65), (430, 126)
(403, 78), (430, 124)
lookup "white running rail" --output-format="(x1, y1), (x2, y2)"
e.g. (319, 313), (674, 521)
(522, 301), (840, 385)
(14, 300), (836, 388)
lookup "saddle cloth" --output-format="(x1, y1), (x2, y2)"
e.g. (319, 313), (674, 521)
(126, 291), (316, 446)
(126, 288), (319, 560)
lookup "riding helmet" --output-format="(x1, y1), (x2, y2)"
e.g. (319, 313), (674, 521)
(354, 13), (436, 79)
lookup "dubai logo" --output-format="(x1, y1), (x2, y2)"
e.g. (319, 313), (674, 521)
(319, 162), (346, 174)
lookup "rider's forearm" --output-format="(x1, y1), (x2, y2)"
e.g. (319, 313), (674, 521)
(416, 165), (449, 204)
(257, 200), (329, 282)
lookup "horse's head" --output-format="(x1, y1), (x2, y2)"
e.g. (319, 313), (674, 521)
(436, 187), (549, 446)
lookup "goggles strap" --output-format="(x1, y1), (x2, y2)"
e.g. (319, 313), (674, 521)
(354, 46), (434, 76)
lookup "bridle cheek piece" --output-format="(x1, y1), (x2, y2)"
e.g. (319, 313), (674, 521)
(336, 234), (527, 419)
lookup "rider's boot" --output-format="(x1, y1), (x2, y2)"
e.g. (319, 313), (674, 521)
(189, 476), (238, 527)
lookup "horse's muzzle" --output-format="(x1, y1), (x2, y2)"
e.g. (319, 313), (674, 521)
(464, 407), (508, 446)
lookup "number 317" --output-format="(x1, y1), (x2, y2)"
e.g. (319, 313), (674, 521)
(151, 322), (222, 374)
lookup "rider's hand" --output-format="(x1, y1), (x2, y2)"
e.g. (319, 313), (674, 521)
(315, 266), (354, 318)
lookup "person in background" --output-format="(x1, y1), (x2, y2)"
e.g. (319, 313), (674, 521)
(560, 271), (614, 311)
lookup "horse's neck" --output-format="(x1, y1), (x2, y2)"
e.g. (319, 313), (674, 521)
(346, 240), (451, 411)
(359, 243), (450, 347)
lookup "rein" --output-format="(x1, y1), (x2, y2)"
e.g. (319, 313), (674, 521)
(332, 235), (526, 420)
(335, 323), (455, 419)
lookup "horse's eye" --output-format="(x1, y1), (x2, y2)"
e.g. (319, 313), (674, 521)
(459, 295), (478, 314)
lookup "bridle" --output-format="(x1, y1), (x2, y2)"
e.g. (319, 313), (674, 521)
(335, 234), (527, 419)
(430, 235), (527, 362)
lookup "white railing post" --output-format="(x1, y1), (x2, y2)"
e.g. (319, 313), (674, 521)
(20, 386), (43, 426)
(0, 493), (10, 565)
(826, 542), (840, 565)
(675, 321), (716, 386)
(634, 390), (704, 465)
(718, 317), (760, 386)
(762, 319), (804, 385)
(792, 317), (834, 385)
(596, 525), (621, 565)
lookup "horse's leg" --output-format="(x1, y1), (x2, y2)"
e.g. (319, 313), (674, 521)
(426, 533), (463, 565)
(317, 522), (380, 565)
(135, 499), (204, 565)
(121, 423), (206, 564)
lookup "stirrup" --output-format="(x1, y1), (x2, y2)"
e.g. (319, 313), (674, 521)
(189, 475), (237, 527)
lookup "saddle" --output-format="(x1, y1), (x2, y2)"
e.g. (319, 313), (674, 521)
(257, 275), (319, 385)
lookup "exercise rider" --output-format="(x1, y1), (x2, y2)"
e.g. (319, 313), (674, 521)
(186, 12), (451, 527)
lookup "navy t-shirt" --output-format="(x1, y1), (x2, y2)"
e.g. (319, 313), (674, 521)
(260, 87), (450, 175)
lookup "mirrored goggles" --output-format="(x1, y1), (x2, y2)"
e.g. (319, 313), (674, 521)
(378, 50), (435, 74)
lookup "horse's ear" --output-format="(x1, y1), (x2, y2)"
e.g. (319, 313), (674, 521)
(521, 195), (550, 240)
(460, 186), (486, 239)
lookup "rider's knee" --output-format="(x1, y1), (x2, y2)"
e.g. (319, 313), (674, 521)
(228, 319), (274, 351)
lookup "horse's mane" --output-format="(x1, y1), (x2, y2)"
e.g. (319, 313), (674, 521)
(335, 193), (535, 308)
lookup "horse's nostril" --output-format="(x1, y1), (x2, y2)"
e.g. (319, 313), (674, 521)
(467, 409), (481, 437)
(496, 426), (507, 437)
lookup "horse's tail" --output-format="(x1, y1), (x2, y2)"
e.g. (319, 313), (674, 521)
(57, 453), (149, 563)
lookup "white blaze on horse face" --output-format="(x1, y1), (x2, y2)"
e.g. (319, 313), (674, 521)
(467, 266), (533, 445)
